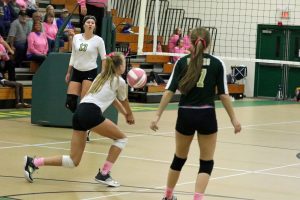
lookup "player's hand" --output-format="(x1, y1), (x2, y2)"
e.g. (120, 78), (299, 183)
(65, 73), (70, 84)
(231, 119), (241, 134)
(80, 6), (87, 16)
(150, 120), (159, 132)
(125, 113), (135, 125)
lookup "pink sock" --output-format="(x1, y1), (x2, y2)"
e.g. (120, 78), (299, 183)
(33, 157), (45, 167)
(194, 192), (204, 200)
(101, 161), (113, 175)
(165, 187), (174, 199)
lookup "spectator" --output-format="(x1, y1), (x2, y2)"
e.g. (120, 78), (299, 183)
(27, 21), (48, 64)
(56, 8), (75, 52)
(157, 41), (162, 52)
(28, 10), (43, 31)
(0, 34), (15, 81)
(78, 0), (107, 37)
(173, 37), (190, 63)
(43, 12), (58, 53)
(10, 0), (20, 14)
(183, 28), (192, 51)
(15, 0), (38, 17)
(7, 10), (30, 68)
(168, 27), (182, 53)
(0, 72), (31, 108)
(42, 4), (56, 25)
(0, 0), (18, 37)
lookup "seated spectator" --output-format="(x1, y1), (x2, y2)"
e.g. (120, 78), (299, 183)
(28, 10), (43, 31)
(0, 72), (31, 108)
(56, 8), (74, 52)
(172, 37), (190, 63)
(10, 0), (20, 14)
(0, 34), (15, 81)
(16, 0), (38, 17)
(42, 4), (56, 25)
(7, 10), (30, 68)
(43, 13), (58, 52)
(0, 0), (18, 37)
(168, 27), (182, 53)
(157, 41), (162, 52)
(27, 22), (48, 64)
(183, 28), (192, 51)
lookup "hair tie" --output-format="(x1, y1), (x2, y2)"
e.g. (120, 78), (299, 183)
(195, 37), (207, 49)
(106, 52), (115, 57)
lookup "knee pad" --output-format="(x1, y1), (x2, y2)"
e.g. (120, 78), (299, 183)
(113, 138), (128, 149)
(170, 154), (187, 171)
(62, 155), (76, 168)
(199, 159), (214, 175)
(65, 94), (78, 113)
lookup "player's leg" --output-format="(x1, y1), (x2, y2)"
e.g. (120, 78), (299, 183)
(24, 130), (87, 183)
(194, 133), (217, 200)
(163, 131), (194, 200)
(91, 119), (127, 187)
(81, 69), (97, 141)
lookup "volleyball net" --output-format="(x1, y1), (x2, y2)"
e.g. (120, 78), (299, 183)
(135, 0), (300, 66)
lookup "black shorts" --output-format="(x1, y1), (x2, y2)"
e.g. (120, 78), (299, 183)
(72, 103), (105, 131)
(175, 107), (218, 135)
(71, 67), (97, 83)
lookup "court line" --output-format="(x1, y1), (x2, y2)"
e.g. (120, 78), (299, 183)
(81, 162), (300, 200)
(245, 127), (300, 135)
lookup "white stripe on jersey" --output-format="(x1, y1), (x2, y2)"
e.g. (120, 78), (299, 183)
(210, 54), (229, 94)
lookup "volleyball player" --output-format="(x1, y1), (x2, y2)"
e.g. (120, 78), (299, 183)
(65, 15), (106, 141)
(78, 0), (107, 37)
(150, 27), (241, 200)
(24, 52), (134, 187)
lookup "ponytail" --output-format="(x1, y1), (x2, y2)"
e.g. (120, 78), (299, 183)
(178, 27), (210, 94)
(88, 52), (124, 94)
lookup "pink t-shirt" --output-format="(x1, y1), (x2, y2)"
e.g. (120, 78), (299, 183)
(173, 46), (187, 62)
(43, 22), (58, 40)
(0, 36), (9, 61)
(168, 34), (179, 53)
(27, 32), (48, 55)
(77, 0), (107, 8)
(183, 35), (191, 50)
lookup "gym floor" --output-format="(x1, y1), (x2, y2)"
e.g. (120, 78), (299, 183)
(0, 98), (299, 200)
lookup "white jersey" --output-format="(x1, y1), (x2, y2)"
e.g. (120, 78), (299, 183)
(69, 34), (106, 71)
(81, 76), (127, 112)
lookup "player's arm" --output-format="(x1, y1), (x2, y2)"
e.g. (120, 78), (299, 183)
(219, 94), (241, 134)
(118, 98), (135, 125)
(150, 90), (174, 131)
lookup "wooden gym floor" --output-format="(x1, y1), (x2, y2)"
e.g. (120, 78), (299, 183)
(0, 98), (299, 200)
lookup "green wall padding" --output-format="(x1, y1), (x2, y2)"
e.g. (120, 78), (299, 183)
(31, 53), (118, 127)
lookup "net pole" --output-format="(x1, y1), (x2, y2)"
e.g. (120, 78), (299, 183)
(152, 0), (159, 53)
(137, 0), (147, 55)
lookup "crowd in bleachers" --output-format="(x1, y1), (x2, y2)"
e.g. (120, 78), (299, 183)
(0, 0), (75, 108)
(0, 0), (74, 80)
(167, 27), (192, 63)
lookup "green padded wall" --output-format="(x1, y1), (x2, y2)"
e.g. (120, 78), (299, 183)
(31, 53), (118, 127)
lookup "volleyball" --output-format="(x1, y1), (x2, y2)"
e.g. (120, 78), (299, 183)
(126, 68), (147, 88)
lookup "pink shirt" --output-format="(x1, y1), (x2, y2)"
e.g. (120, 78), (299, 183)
(173, 46), (187, 62)
(77, 0), (107, 8)
(0, 36), (9, 61)
(168, 34), (179, 53)
(27, 32), (48, 55)
(183, 35), (191, 50)
(43, 22), (58, 40)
